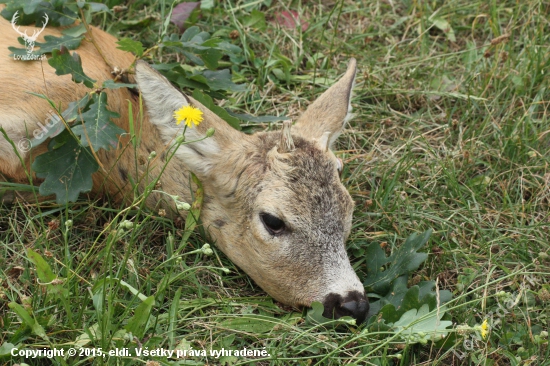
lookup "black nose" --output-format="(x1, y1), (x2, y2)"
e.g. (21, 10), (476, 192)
(322, 291), (369, 324)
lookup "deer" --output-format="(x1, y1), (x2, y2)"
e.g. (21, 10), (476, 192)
(10, 11), (49, 55)
(0, 10), (369, 323)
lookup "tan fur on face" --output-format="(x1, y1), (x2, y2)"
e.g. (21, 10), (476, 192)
(0, 9), (364, 310)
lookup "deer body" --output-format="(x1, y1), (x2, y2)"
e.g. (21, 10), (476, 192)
(0, 14), (368, 322)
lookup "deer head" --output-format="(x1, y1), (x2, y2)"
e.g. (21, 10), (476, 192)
(135, 59), (368, 322)
(11, 11), (48, 54)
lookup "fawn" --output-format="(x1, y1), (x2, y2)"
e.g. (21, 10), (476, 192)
(0, 11), (368, 322)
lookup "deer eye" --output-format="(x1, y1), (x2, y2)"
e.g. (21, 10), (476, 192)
(260, 213), (286, 235)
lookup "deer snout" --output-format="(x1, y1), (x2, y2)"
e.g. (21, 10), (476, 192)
(322, 291), (369, 324)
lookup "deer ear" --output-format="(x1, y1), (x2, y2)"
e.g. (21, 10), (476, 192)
(293, 58), (357, 150)
(135, 61), (242, 177)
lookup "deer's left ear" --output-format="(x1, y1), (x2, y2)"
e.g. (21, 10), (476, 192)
(292, 58), (356, 150)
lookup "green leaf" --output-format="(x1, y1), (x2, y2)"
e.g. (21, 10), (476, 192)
(61, 23), (88, 37)
(48, 46), (96, 88)
(200, 0), (214, 10)
(72, 92), (125, 151)
(88, 2), (109, 13)
(391, 304), (453, 343)
(1, 1), (78, 27)
(363, 229), (431, 294)
(32, 131), (99, 204)
(0, 343), (15, 357)
(9, 34), (84, 57)
(119, 17), (154, 29)
(199, 48), (222, 70)
(101, 80), (137, 89)
(201, 69), (246, 92)
(30, 94), (90, 148)
(125, 296), (155, 339)
(168, 288), (182, 348)
(192, 89), (241, 130)
(306, 302), (356, 327)
(306, 301), (333, 325)
(241, 9), (266, 31)
(27, 248), (68, 298)
(116, 38), (144, 57)
(430, 17), (456, 42)
(8, 302), (49, 341)
(367, 279), (452, 324)
(181, 26), (204, 43)
(26, 249), (56, 282)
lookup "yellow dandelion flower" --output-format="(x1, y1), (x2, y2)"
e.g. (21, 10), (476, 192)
(480, 318), (489, 339)
(173, 105), (203, 128)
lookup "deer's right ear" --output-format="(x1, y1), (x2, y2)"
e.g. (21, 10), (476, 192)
(135, 61), (242, 177)
(293, 58), (357, 150)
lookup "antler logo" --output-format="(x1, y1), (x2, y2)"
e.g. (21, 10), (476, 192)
(11, 11), (48, 60)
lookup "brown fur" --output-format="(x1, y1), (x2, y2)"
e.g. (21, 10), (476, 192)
(0, 11), (368, 320)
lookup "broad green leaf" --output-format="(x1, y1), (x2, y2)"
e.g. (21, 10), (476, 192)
(430, 17), (456, 42)
(305, 302), (356, 327)
(125, 295), (155, 339)
(216, 41), (242, 56)
(116, 38), (144, 57)
(1, 1), (77, 27)
(32, 131), (99, 203)
(363, 229), (431, 294)
(181, 26), (201, 42)
(102, 80), (137, 89)
(27, 249), (68, 298)
(30, 94), (90, 148)
(306, 301), (333, 325)
(26, 249), (56, 282)
(9, 34), (84, 56)
(369, 280), (452, 321)
(241, 9), (266, 30)
(119, 17), (155, 29)
(88, 2), (109, 13)
(0, 343), (15, 357)
(200, 0), (214, 10)
(199, 48), (222, 70)
(74, 332), (91, 347)
(72, 92), (125, 151)
(192, 89), (241, 130)
(391, 304), (453, 343)
(8, 302), (49, 341)
(201, 69), (246, 92)
(91, 286), (104, 313)
(48, 46), (96, 88)
(62, 23), (87, 37)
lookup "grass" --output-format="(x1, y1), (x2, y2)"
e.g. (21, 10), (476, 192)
(1, 0), (550, 365)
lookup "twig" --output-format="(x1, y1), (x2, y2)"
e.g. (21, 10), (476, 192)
(79, 7), (114, 70)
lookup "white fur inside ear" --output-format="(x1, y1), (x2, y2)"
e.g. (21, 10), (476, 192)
(135, 61), (190, 131)
(344, 89), (355, 125)
(329, 77), (356, 148)
(317, 131), (331, 151)
(173, 129), (220, 176)
(135, 61), (220, 175)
